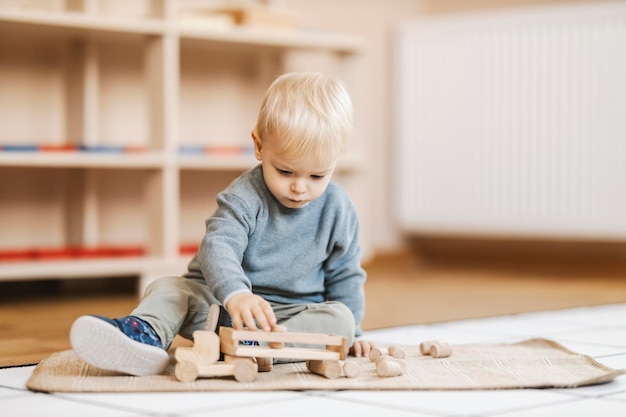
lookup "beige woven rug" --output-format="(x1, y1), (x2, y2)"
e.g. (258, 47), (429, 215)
(26, 338), (624, 393)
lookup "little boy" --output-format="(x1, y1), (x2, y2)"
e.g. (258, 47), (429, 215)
(70, 71), (371, 376)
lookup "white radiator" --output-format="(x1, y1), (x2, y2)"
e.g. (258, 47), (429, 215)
(394, 1), (626, 240)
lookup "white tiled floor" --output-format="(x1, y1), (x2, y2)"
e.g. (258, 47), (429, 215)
(2, 303), (626, 417)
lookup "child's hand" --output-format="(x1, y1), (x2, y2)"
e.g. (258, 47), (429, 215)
(349, 339), (375, 358)
(225, 292), (277, 331)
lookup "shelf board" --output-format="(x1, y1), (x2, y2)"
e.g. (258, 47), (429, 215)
(0, 151), (166, 169)
(178, 154), (258, 171)
(178, 26), (365, 53)
(178, 153), (366, 172)
(0, 9), (364, 53)
(0, 257), (163, 281)
(0, 9), (166, 36)
(0, 152), (365, 171)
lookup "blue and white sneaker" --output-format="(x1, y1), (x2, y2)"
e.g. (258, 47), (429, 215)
(70, 315), (170, 376)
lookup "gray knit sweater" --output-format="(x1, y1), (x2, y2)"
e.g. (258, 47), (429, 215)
(185, 164), (366, 336)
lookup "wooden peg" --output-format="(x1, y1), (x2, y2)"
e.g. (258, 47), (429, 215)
(307, 359), (361, 379)
(256, 356), (273, 372)
(389, 345), (406, 359)
(419, 340), (436, 355)
(429, 341), (452, 358)
(369, 345), (406, 361)
(369, 347), (387, 361)
(375, 357), (406, 378)
(341, 360), (361, 378)
(269, 325), (287, 349)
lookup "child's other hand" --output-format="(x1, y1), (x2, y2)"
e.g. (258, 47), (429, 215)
(225, 293), (277, 331)
(349, 339), (375, 358)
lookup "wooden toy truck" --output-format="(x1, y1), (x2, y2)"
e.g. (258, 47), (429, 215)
(174, 305), (350, 383)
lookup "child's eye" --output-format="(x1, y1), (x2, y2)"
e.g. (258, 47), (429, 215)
(311, 175), (325, 180)
(277, 169), (291, 175)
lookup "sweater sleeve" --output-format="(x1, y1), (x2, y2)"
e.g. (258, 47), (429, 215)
(196, 190), (255, 304)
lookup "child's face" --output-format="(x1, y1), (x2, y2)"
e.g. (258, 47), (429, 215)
(253, 133), (336, 209)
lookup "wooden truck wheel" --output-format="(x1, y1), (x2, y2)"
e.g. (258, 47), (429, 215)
(175, 361), (199, 383)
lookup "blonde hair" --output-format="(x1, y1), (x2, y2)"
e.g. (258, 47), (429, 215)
(254, 72), (353, 166)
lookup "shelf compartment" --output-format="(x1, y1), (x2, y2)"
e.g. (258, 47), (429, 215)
(0, 24), (162, 151)
(0, 167), (156, 259)
(178, 39), (274, 150)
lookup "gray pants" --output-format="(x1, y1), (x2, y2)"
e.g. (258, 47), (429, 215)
(131, 276), (356, 352)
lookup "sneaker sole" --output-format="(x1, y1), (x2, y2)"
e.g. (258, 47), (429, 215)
(70, 315), (170, 376)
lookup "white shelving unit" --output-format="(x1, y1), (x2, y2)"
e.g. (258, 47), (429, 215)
(0, 0), (365, 290)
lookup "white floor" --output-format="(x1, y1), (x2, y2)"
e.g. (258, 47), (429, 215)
(2, 303), (626, 417)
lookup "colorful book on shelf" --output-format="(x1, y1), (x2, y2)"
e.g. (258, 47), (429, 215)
(79, 145), (147, 153)
(178, 145), (254, 155)
(1, 143), (255, 155)
(39, 144), (79, 152)
(0, 246), (145, 262)
(0, 144), (147, 153)
(0, 144), (39, 152)
(179, 244), (200, 255)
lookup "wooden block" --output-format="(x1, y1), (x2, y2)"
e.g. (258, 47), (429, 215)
(220, 326), (345, 347)
(219, 326), (345, 362)
(219, 327), (239, 354)
(175, 347), (201, 365)
(182, 356), (258, 383)
(326, 335), (349, 360)
(225, 345), (341, 361)
(429, 342), (452, 358)
(193, 331), (221, 363)
(222, 354), (242, 364)
(176, 360), (238, 382)
(195, 363), (236, 378)
(307, 359), (342, 379)
(375, 357), (406, 378)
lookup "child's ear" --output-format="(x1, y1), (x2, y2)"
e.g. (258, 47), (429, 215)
(251, 131), (263, 160)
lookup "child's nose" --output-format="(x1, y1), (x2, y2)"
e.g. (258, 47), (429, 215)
(291, 179), (307, 194)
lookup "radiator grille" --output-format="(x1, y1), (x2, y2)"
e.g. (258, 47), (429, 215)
(394, 2), (626, 239)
